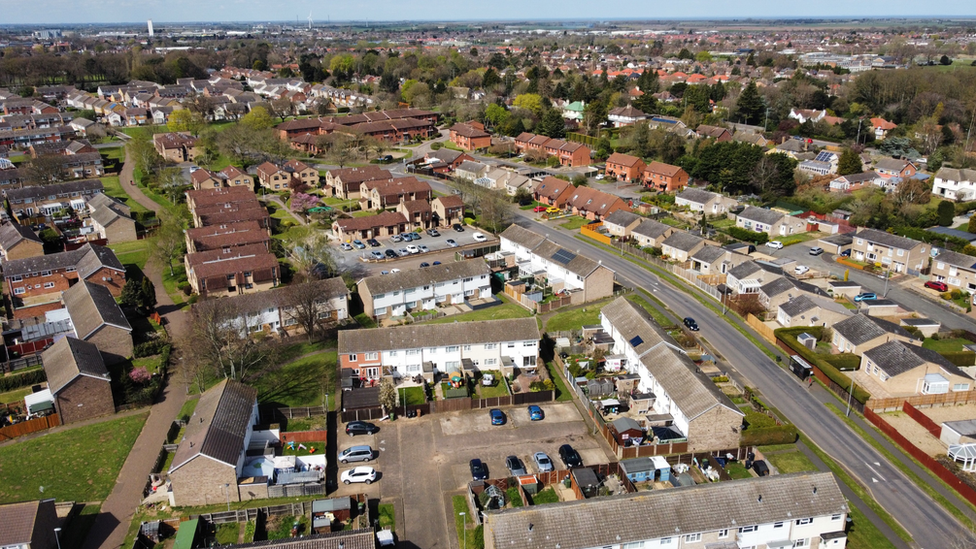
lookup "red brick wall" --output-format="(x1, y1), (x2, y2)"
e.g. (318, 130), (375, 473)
(56, 376), (115, 425)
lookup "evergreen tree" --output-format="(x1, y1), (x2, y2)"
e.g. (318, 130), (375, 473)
(537, 109), (566, 139)
(633, 92), (657, 116)
(119, 277), (142, 309)
(734, 81), (765, 126)
(140, 277), (157, 311)
(837, 148), (863, 176)
(482, 68), (501, 89)
(938, 200), (955, 227)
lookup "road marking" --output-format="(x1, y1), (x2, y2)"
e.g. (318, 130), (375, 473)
(865, 462), (887, 482)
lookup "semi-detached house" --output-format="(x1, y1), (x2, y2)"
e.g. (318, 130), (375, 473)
(931, 249), (976, 293)
(357, 259), (490, 319)
(735, 206), (807, 237)
(850, 228), (927, 274)
(933, 167), (976, 202)
(338, 318), (540, 382)
(674, 188), (738, 215)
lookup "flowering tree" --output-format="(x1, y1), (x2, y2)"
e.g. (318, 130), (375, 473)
(291, 192), (321, 219)
(129, 367), (152, 384)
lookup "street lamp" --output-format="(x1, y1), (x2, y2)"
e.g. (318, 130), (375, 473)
(459, 512), (467, 549)
(53, 528), (62, 549)
(224, 483), (231, 512)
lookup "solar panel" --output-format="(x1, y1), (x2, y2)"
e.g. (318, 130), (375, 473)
(629, 336), (644, 347)
(551, 249), (577, 265)
(815, 151), (835, 163)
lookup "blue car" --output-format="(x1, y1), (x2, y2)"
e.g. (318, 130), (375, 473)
(490, 409), (505, 425)
(528, 405), (543, 421)
(854, 292), (878, 302)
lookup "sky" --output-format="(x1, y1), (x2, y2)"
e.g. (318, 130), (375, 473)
(3, 0), (975, 26)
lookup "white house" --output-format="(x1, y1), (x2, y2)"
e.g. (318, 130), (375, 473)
(933, 167), (976, 202)
(358, 259), (491, 319)
(674, 188), (738, 215)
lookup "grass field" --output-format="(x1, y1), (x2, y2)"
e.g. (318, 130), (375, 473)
(922, 337), (970, 353)
(0, 413), (148, 504)
(559, 216), (592, 230)
(109, 240), (151, 270)
(0, 386), (33, 405)
(626, 293), (674, 327)
(250, 350), (338, 408)
(777, 231), (822, 247)
(766, 449), (818, 474)
(424, 296), (533, 324)
(545, 300), (609, 333)
(99, 176), (152, 216)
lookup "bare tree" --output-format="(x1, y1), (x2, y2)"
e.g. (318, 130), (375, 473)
(150, 208), (188, 276)
(188, 298), (273, 382)
(278, 280), (340, 342)
(24, 154), (67, 186)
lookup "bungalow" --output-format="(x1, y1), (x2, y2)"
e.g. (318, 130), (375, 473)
(358, 259), (491, 319)
(449, 122), (491, 150)
(874, 158), (916, 179)
(674, 188), (738, 215)
(601, 210), (643, 239)
(850, 228), (927, 274)
(660, 231), (705, 262)
(338, 317), (540, 382)
(42, 337), (114, 425)
(776, 294), (852, 328)
(695, 124), (732, 142)
(0, 499), (60, 549)
(832, 313), (915, 355)
(333, 211), (408, 241)
(736, 206), (807, 237)
(726, 260), (784, 295)
(933, 167), (976, 202)
(185, 243), (280, 298)
(732, 131), (770, 147)
(88, 199), (137, 243)
(861, 340), (973, 397)
(605, 152), (645, 182)
(630, 219), (675, 248)
(418, 149), (474, 174)
(642, 161), (689, 192)
(607, 105), (647, 127)
(829, 171), (883, 193)
(323, 166), (391, 199)
(454, 161), (490, 182)
(690, 245), (747, 276)
(758, 276), (832, 312)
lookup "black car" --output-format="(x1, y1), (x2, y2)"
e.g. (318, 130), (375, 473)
(452, 224), (464, 232)
(367, 238), (381, 248)
(683, 317), (699, 331)
(469, 458), (488, 480)
(419, 262), (430, 268)
(384, 249), (398, 259)
(345, 421), (378, 437)
(558, 444), (582, 468)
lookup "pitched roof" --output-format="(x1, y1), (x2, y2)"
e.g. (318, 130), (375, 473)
(935, 167), (976, 183)
(675, 187), (720, 205)
(737, 206), (784, 226)
(187, 221), (269, 250)
(631, 219), (673, 240)
(334, 211), (407, 232)
(63, 280), (131, 339)
(528, 238), (605, 278)
(0, 222), (42, 251)
(690, 245), (728, 265)
(875, 158), (911, 172)
(0, 500), (54, 546)
(854, 228), (922, 251)
(533, 176), (572, 202)
(193, 277), (348, 319)
(433, 194), (464, 209)
(833, 313), (913, 346)
(42, 336), (109, 394)
(450, 122), (490, 138)
(661, 231), (704, 252)
(339, 318), (540, 354)
(5, 178), (104, 202)
(760, 276), (830, 299)
(222, 529), (377, 549)
(602, 209), (642, 228)
(3, 243), (124, 279)
(361, 259), (488, 296)
(499, 224), (547, 249)
(696, 124), (730, 138)
(934, 249), (976, 270)
(483, 472), (846, 549)
(606, 152), (643, 167)
(169, 379), (257, 471)
(326, 165), (391, 184)
(779, 295), (818, 317)
(864, 340), (966, 378)
(644, 161), (684, 177)
(185, 244), (279, 280)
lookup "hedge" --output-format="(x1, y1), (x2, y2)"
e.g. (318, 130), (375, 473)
(823, 354), (861, 371)
(727, 226), (769, 245)
(939, 351), (976, 367)
(741, 424), (798, 446)
(0, 369), (47, 392)
(775, 327), (872, 403)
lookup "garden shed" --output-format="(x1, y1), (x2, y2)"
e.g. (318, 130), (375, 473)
(312, 497), (352, 533)
(610, 417), (644, 445)
(619, 455), (672, 483)
(587, 378), (614, 397)
(571, 468), (600, 499)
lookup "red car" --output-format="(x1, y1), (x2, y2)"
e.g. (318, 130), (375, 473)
(924, 280), (949, 292)
(533, 205), (547, 212)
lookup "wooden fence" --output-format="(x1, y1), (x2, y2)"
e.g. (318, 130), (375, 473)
(0, 354), (44, 375)
(866, 390), (976, 413)
(580, 222), (611, 245)
(340, 389), (555, 423)
(280, 430), (329, 443)
(902, 402), (942, 438)
(0, 413), (59, 441)
(745, 314), (776, 343)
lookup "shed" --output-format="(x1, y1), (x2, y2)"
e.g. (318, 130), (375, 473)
(598, 398), (621, 414)
(611, 416), (644, 445)
(24, 388), (55, 418)
(587, 378), (614, 397)
(619, 455), (671, 483)
(571, 467), (600, 499)
(173, 519), (199, 549)
(900, 318), (941, 338)
(312, 497), (353, 533)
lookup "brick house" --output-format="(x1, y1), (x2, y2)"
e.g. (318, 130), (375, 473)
(418, 149), (475, 174)
(6, 178), (104, 223)
(255, 161), (314, 191)
(564, 186), (630, 221)
(0, 222), (43, 261)
(396, 199), (433, 230)
(191, 166), (254, 190)
(605, 152), (646, 182)
(332, 211), (408, 241)
(43, 337), (114, 425)
(432, 195), (464, 227)
(323, 166), (391, 199)
(4, 243), (125, 319)
(512, 132), (591, 167)
(185, 243), (280, 297)
(63, 281), (134, 364)
(186, 221), (270, 253)
(167, 380), (259, 507)
(449, 122), (491, 150)
(861, 340), (974, 397)
(0, 499), (60, 549)
(359, 176), (432, 211)
(931, 249), (976, 292)
(874, 158), (917, 179)
(831, 313), (915, 355)
(186, 187), (270, 229)
(695, 124), (732, 142)
(532, 176), (573, 207)
(185, 185), (258, 212)
(642, 161), (689, 192)
(153, 132), (199, 162)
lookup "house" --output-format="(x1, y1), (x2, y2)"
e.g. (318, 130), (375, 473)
(152, 132), (199, 162)
(0, 222), (43, 261)
(758, 276), (832, 312)
(726, 260), (784, 295)
(695, 124), (732, 142)
(772, 138), (810, 159)
(861, 340), (973, 397)
(564, 186), (630, 221)
(449, 122), (491, 150)
(6, 178), (104, 222)
(89, 200), (137, 243)
(601, 210), (643, 239)
(186, 187), (270, 230)
(630, 219), (675, 248)
(63, 280), (133, 363)
(871, 117), (897, 140)
(167, 379), (259, 507)
(829, 171), (883, 193)
(333, 211), (408, 241)
(674, 188), (737, 215)
(358, 259), (491, 319)
(185, 244), (279, 298)
(218, 530), (376, 549)
(660, 231), (705, 262)
(418, 149), (474, 174)
(642, 161), (689, 192)
(788, 108), (826, 124)
(42, 337), (114, 424)
(396, 199), (432, 230)
(3, 244), (125, 318)
(0, 499), (60, 549)
(732, 131), (770, 147)
(607, 105), (647, 127)
(776, 294), (852, 328)
(690, 245), (745, 276)
(831, 313), (915, 354)
(930, 250), (976, 293)
(323, 166), (391, 199)
(454, 161), (490, 181)
(482, 473), (848, 549)
(532, 176), (573, 207)
(499, 224), (615, 303)
(512, 133), (591, 167)
(255, 160), (317, 191)
(736, 206), (807, 237)
(605, 152), (645, 182)
(850, 228), (928, 274)
(932, 167), (976, 202)
(599, 297), (744, 451)
(432, 195), (465, 227)
(359, 177), (432, 211)
(219, 165), (254, 189)
(874, 158), (916, 179)
(87, 192), (131, 218)
(338, 318), (540, 382)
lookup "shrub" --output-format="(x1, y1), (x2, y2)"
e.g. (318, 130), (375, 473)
(129, 367), (152, 384)
(187, 295), (199, 305)
(951, 289), (963, 300)
(0, 369), (46, 392)
(940, 351), (976, 367)
(775, 327), (871, 403)
(134, 339), (170, 358)
(741, 424), (798, 446)
(727, 226), (769, 244)
(430, 142), (444, 150)
(178, 282), (191, 295)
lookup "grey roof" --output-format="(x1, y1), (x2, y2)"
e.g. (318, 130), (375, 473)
(727, 260), (761, 279)
(483, 473), (846, 549)
(611, 416), (642, 433)
(91, 202), (133, 228)
(760, 276), (830, 299)
(602, 209), (642, 228)
(854, 228), (922, 251)
(500, 224), (547, 249)
(195, 277), (348, 318)
(935, 167), (976, 183)
(170, 379), (257, 471)
(631, 219), (673, 240)
(3, 243), (124, 278)
(943, 419), (976, 437)
(531, 239), (604, 278)
(833, 313), (913, 346)
(0, 222), (41, 251)
(5, 178), (103, 202)
(675, 187), (720, 205)
(63, 281), (132, 340)
(935, 249), (976, 270)
(0, 500), (55, 546)
(339, 318), (540, 354)
(820, 233), (854, 247)
(737, 206), (784, 226)
(875, 158), (911, 172)
(929, 227), (976, 244)
(779, 295), (818, 317)
(427, 149), (464, 163)
(864, 340), (966, 378)
(223, 529), (377, 549)
(690, 245), (728, 265)
(87, 191), (129, 213)
(901, 318), (940, 327)
(42, 336), (109, 394)
(661, 231), (704, 252)
(361, 259), (488, 297)
(828, 280), (861, 288)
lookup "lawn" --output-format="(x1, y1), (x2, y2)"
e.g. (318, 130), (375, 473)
(530, 487), (560, 504)
(215, 523), (240, 545)
(109, 240), (151, 270)
(350, 210), (375, 218)
(547, 362), (574, 402)
(476, 376), (510, 399)
(777, 232), (822, 247)
(100, 175), (152, 216)
(0, 413), (148, 503)
(545, 301), (609, 333)
(922, 337), (970, 353)
(249, 350), (338, 408)
(724, 462), (753, 479)
(160, 265), (188, 308)
(452, 496), (483, 549)
(424, 296), (533, 324)
(177, 397), (199, 422)
(399, 386), (427, 406)
(355, 313), (378, 329)
(847, 504), (898, 549)
(281, 441), (326, 456)
(0, 386), (32, 405)
(558, 216), (593, 230)
(766, 450), (818, 474)
(378, 503), (396, 531)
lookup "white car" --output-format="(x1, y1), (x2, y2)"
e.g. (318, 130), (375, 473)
(595, 173), (605, 181)
(472, 233), (487, 242)
(406, 245), (420, 254)
(767, 240), (783, 250)
(794, 265), (810, 275)
(341, 466), (377, 485)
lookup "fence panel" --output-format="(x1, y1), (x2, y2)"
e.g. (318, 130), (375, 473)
(280, 430), (330, 443)
(746, 314), (777, 342)
(0, 413), (59, 441)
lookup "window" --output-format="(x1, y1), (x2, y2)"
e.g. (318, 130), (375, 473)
(284, 317), (297, 326)
(738, 525), (757, 533)
(484, 343), (496, 350)
(366, 352), (378, 360)
(954, 383), (971, 391)
(463, 345), (471, 351)
(41, 270), (51, 276)
(682, 533), (701, 542)
(794, 518), (813, 526)
(524, 341), (535, 346)
(13, 287), (25, 295)
(244, 271), (252, 278)
(348, 354), (358, 361)
(10, 275), (22, 282)
(43, 282), (55, 289)
(407, 349), (419, 356)
(717, 529), (729, 539)
(65, 267), (76, 272)
(831, 514), (843, 521)
(388, 351), (397, 357)
(463, 277), (473, 282)
(485, 358), (497, 366)
(375, 307), (387, 316)
(250, 324), (263, 333)
(774, 521), (785, 528)
(792, 540), (809, 548)
(660, 538), (672, 545)
(446, 346), (459, 353)
(227, 274), (235, 281)
(375, 293), (385, 300)
(622, 542), (644, 549)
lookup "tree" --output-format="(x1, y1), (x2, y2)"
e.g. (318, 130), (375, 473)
(24, 154), (67, 186)
(513, 93), (545, 116)
(290, 192), (320, 219)
(482, 67), (501, 89)
(938, 200), (955, 226)
(186, 298), (272, 381)
(167, 109), (199, 133)
(537, 108), (566, 139)
(119, 277), (142, 309)
(140, 277), (157, 311)
(734, 81), (765, 126)
(378, 377), (398, 415)
(940, 55), (952, 66)
(150, 209), (187, 276)
(484, 103), (509, 130)
(291, 234), (339, 282)
(241, 106), (274, 131)
(837, 148), (863, 176)
(278, 280), (339, 342)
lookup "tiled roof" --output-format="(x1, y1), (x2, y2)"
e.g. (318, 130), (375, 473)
(864, 340), (964, 378)
(185, 244), (278, 280)
(602, 209), (641, 228)
(3, 243), (123, 279)
(170, 379), (257, 471)
(644, 161), (684, 177)
(193, 277), (348, 319)
(737, 206), (784, 226)
(5, 178), (103, 202)
(334, 211), (407, 232)
(361, 259), (488, 296)
(63, 280), (131, 340)
(661, 231), (704, 252)
(833, 313), (912, 346)
(854, 228), (921, 251)
(0, 222), (41, 251)
(499, 224), (547, 249)
(631, 219), (673, 240)
(42, 336), (108, 394)
(339, 318), (540, 354)
(934, 249), (976, 270)
(225, 529), (377, 549)
(606, 152), (643, 167)
(675, 187), (719, 205)
(690, 245), (728, 265)
(0, 500), (51, 546)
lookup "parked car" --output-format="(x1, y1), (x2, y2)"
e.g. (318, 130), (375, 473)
(367, 238), (381, 248)
(427, 229), (440, 237)
(767, 240), (784, 250)
(370, 251), (384, 260)
(506, 456), (527, 476)
(533, 452), (553, 472)
(352, 240), (366, 249)
(533, 205), (547, 212)
(794, 265), (810, 275)
(446, 239), (459, 248)
(854, 292), (878, 302)
(453, 224), (465, 232)
(469, 459), (488, 480)
(558, 444), (583, 468)
(419, 262), (430, 268)
(339, 445), (374, 464)
(418, 244), (430, 253)
(391, 268), (401, 274)
(490, 409), (505, 425)
(406, 245), (420, 254)
(840, 249), (852, 257)
(683, 317), (699, 331)
(397, 248), (411, 257)
(528, 405), (544, 421)
(385, 249), (398, 259)
(595, 173), (605, 181)
(472, 233), (487, 242)
(925, 281), (949, 292)
(546, 206), (560, 214)
(432, 261), (441, 266)
(809, 246), (824, 256)
(340, 242), (353, 251)
(341, 466), (377, 484)
(345, 421), (378, 436)
(376, 154), (393, 163)
(391, 234), (403, 243)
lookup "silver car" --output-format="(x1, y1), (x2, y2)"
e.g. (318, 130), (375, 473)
(533, 452), (553, 472)
(339, 445), (374, 464)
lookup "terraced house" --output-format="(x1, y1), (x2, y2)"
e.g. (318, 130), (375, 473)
(930, 249), (976, 292)
(357, 259), (491, 319)
(6, 178), (103, 222)
(850, 228), (927, 274)
(338, 318), (540, 382)
(185, 243), (279, 297)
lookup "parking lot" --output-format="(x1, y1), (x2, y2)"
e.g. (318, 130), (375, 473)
(334, 227), (498, 273)
(334, 401), (611, 549)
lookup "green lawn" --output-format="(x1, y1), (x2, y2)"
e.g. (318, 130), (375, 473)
(548, 362), (574, 402)
(452, 496), (483, 549)
(281, 441), (326, 456)
(109, 240), (151, 270)
(160, 265), (188, 308)
(350, 210), (375, 218)
(777, 232), (822, 247)
(100, 175), (152, 216)
(724, 462), (753, 479)
(545, 301), (609, 333)
(476, 375), (510, 399)
(558, 216), (593, 230)
(424, 297), (533, 324)
(847, 504), (898, 549)
(922, 337), (970, 353)
(378, 503), (396, 531)
(626, 293), (673, 327)
(0, 386), (32, 405)
(399, 386), (427, 406)
(0, 413), (148, 503)
(354, 313), (377, 329)
(766, 450), (818, 474)
(216, 523), (240, 545)
(249, 350), (338, 408)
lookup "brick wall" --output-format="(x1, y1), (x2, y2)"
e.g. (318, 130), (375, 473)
(688, 405), (743, 452)
(170, 457), (240, 507)
(56, 376), (114, 425)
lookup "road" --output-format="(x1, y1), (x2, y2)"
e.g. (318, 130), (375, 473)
(774, 242), (976, 331)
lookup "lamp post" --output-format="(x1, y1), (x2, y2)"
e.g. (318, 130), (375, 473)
(53, 528), (62, 549)
(459, 512), (467, 549)
(224, 483), (231, 512)
(846, 376), (856, 417)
